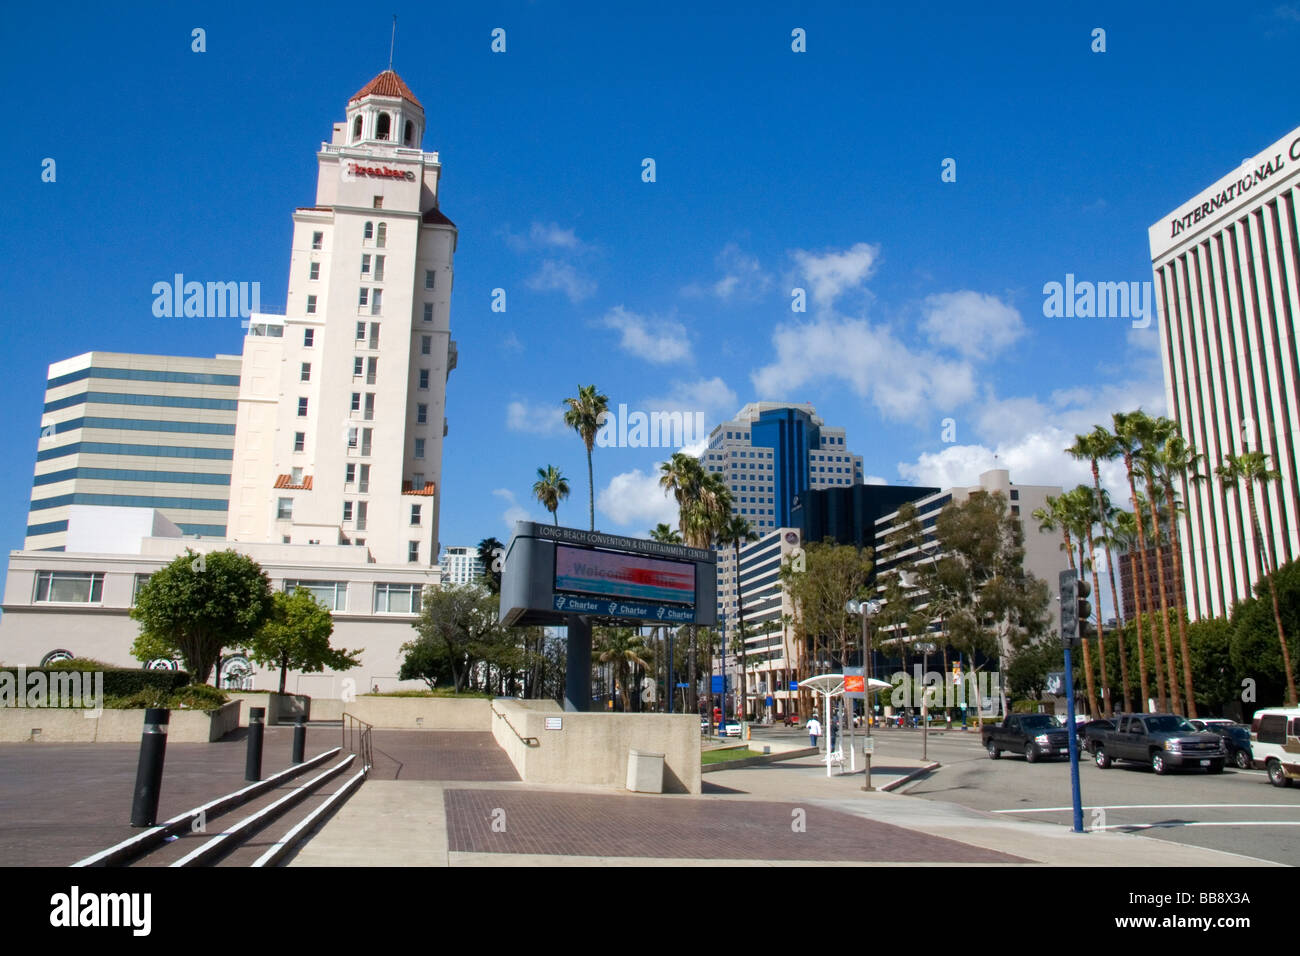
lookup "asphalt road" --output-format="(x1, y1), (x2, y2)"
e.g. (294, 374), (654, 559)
(837, 726), (1300, 866)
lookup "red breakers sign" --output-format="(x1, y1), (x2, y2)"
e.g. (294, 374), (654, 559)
(844, 675), (865, 694)
(347, 162), (415, 181)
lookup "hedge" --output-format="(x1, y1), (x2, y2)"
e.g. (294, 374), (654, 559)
(1, 667), (192, 696)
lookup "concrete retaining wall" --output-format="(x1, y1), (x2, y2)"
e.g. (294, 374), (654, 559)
(0, 701), (241, 743)
(334, 696), (491, 730)
(490, 700), (701, 794)
(227, 692), (312, 727)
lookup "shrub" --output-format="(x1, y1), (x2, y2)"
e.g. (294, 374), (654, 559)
(104, 685), (229, 711)
(3, 666), (193, 697)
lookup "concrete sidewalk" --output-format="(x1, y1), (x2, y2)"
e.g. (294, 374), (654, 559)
(289, 747), (1277, 867)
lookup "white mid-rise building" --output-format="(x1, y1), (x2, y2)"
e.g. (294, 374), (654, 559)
(226, 70), (457, 568)
(1148, 124), (1300, 620)
(439, 545), (484, 587)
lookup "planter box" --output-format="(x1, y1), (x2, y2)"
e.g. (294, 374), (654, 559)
(227, 692), (312, 727)
(0, 701), (240, 743)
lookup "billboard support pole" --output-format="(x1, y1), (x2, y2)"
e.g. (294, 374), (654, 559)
(565, 614), (592, 712)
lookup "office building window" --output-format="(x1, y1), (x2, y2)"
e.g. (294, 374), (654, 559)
(359, 463), (370, 493)
(373, 255), (384, 282)
(369, 323), (380, 349)
(360, 428), (372, 456)
(306, 295), (317, 314)
(413, 472), (424, 487)
(34, 571), (104, 603)
(131, 573), (152, 606)
(408, 541), (419, 563)
(290, 466), (303, 484)
(361, 254), (371, 276)
(300, 363), (311, 382)
(297, 397), (308, 417)
(366, 357), (377, 385)
(356, 501), (368, 530)
(356, 321), (367, 341)
(353, 356), (364, 376)
(418, 369), (429, 390)
(374, 583), (421, 614)
(410, 504), (422, 525)
(342, 501), (353, 522)
(423, 303), (433, 322)
(294, 432), (305, 452)
(277, 498), (293, 520)
(371, 289), (382, 315)
(364, 221), (373, 240)
(425, 269), (435, 290)
(345, 463), (356, 485)
(309, 262), (320, 280)
(303, 328), (314, 347)
(417, 403), (428, 424)
(358, 288), (369, 308)
(421, 335), (432, 355)
(376, 223), (386, 247)
(414, 438), (426, 459)
(373, 195), (383, 209)
(283, 579), (347, 612)
(347, 427), (358, 449)
(311, 231), (323, 250)
(364, 393), (375, 421)
(351, 392), (361, 413)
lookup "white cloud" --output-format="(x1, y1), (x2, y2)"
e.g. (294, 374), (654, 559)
(683, 243), (773, 301)
(750, 315), (976, 423)
(600, 305), (692, 364)
(500, 332), (523, 352)
(527, 260), (596, 302)
(921, 291), (1026, 360)
(493, 488), (533, 531)
(597, 468), (678, 529)
(506, 399), (567, 435)
(863, 474), (888, 485)
(641, 376), (737, 420)
(504, 221), (590, 253)
(791, 242), (880, 308)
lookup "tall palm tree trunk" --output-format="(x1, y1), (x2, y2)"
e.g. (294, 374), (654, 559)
(1074, 540), (1100, 716)
(1164, 484), (1197, 717)
(585, 447), (594, 531)
(1084, 526), (1111, 716)
(1127, 458), (1166, 711)
(1247, 487), (1298, 705)
(1127, 549), (1150, 711)
(1145, 491), (1180, 713)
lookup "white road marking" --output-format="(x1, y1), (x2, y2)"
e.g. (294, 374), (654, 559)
(1089, 821), (1300, 830)
(993, 803), (1300, 813)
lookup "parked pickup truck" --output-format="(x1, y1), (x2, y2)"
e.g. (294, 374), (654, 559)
(1093, 713), (1227, 774)
(983, 714), (1071, 762)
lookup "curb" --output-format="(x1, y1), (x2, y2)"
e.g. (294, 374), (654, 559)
(879, 761), (941, 792)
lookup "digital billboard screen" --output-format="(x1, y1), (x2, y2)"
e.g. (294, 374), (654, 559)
(554, 545), (696, 607)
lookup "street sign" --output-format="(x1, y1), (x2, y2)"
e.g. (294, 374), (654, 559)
(788, 681), (798, 691)
(765, 696), (775, 706)
(863, 737), (875, 755)
(1059, 568), (1080, 646)
(844, 667), (865, 699)
(1045, 671), (1065, 696)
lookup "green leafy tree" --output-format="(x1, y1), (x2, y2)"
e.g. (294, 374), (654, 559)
(595, 627), (652, 712)
(130, 549), (273, 684)
(563, 384), (610, 531)
(779, 539), (874, 680)
(720, 514), (758, 718)
(404, 583), (503, 693)
(245, 588), (363, 694)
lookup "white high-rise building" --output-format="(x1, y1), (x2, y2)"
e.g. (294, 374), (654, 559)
(439, 545), (484, 587)
(227, 70), (457, 567)
(1148, 124), (1300, 620)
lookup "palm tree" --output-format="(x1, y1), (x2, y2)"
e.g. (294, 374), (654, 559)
(1136, 416), (1181, 714)
(1096, 502), (1133, 712)
(1217, 451), (1296, 705)
(1071, 484), (1114, 716)
(595, 627), (651, 712)
(1109, 509), (1148, 711)
(720, 514), (758, 719)
(476, 536), (504, 594)
(649, 522), (682, 707)
(1068, 427), (1128, 713)
(1112, 410), (1166, 712)
(562, 385), (609, 531)
(531, 465), (570, 525)
(649, 522), (682, 544)
(1061, 487), (1102, 716)
(1154, 432), (1202, 716)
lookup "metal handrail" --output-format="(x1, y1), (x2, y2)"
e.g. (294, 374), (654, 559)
(341, 712), (374, 773)
(489, 701), (539, 746)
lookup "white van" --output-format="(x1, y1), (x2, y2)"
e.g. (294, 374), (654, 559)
(1249, 707), (1300, 787)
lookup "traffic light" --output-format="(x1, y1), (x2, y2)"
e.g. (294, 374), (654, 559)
(1076, 578), (1093, 640)
(1059, 569), (1079, 646)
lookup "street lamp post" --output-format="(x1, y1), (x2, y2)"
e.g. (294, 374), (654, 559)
(847, 598), (881, 791)
(915, 641), (937, 762)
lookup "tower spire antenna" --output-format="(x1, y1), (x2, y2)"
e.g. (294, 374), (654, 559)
(388, 14), (397, 70)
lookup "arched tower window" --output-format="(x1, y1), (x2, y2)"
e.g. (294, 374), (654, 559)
(404, 120), (415, 145)
(352, 115), (363, 141)
(364, 221), (374, 240)
(375, 112), (391, 141)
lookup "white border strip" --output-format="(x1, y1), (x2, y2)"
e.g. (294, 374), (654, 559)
(170, 755), (355, 867)
(250, 767), (367, 868)
(993, 803), (1299, 814)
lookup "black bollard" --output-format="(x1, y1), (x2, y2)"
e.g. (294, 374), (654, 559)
(245, 707), (265, 781)
(130, 708), (170, 827)
(291, 714), (306, 764)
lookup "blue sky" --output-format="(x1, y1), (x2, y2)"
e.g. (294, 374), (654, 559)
(2, 1), (1298, 577)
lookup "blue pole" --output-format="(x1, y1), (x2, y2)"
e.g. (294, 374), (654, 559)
(1063, 643), (1084, 833)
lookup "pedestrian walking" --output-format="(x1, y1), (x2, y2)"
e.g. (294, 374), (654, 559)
(807, 714), (822, 749)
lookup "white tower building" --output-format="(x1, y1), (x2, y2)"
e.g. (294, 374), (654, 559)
(227, 70), (457, 567)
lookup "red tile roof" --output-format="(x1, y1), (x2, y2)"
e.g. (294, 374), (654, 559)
(401, 481), (437, 496)
(274, 474), (313, 490)
(349, 70), (423, 109)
